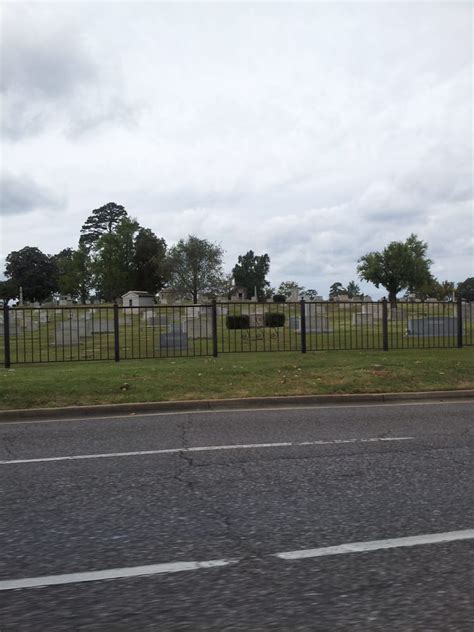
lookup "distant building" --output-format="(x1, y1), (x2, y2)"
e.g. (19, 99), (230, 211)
(121, 291), (155, 310)
(229, 285), (248, 301)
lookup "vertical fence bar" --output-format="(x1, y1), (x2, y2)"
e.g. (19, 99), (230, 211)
(457, 296), (463, 348)
(3, 304), (11, 368)
(211, 299), (218, 357)
(300, 299), (306, 354)
(113, 302), (120, 362)
(382, 298), (389, 351)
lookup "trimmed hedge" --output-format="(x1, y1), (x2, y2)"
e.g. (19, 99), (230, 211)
(272, 294), (286, 303)
(226, 314), (250, 329)
(264, 312), (286, 327)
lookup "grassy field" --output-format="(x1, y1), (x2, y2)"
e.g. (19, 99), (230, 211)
(1, 348), (473, 410)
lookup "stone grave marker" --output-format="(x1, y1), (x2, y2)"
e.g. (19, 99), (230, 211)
(24, 319), (39, 332)
(182, 317), (212, 339)
(459, 302), (473, 322)
(289, 288), (300, 302)
(53, 326), (79, 346)
(362, 303), (383, 319)
(143, 312), (159, 328)
(305, 304), (331, 332)
(91, 319), (114, 334)
(389, 308), (408, 321)
(159, 331), (188, 350)
(289, 304), (331, 333)
(39, 311), (50, 324)
(352, 313), (374, 327)
(8, 312), (26, 334)
(69, 319), (91, 335)
(168, 322), (183, 333)
(407, 317), (458, 337)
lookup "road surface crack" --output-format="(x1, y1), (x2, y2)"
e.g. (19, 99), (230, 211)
(172, 416), (264, 563)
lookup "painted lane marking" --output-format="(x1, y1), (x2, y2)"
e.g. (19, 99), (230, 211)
(0, 436), (413, 465)
(1, 529), (473, 591)
(1, 399), (472, 426)
(0, 559), (237, 591)
(275, 529), (474, 560)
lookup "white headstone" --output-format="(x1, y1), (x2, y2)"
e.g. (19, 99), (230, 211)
(91, 320), (114, 334)
(289, 288), (300, 302)
(352, 313), (374, 327)
(182, 317), (212, 339)
(361, 303), (383, 319)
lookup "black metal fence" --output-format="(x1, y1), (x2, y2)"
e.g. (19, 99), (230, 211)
(1, 299), (472, 366)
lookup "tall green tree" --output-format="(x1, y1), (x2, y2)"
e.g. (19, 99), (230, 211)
(0, 279), (19, 303)
(167, 235), (225, 303)
(93, 217), (140, 301)
(421, 279), (455, 301)
(53, 248), (76, 297)
(277, 281), (304, 298)
(71, 244), (93, 304)
(232, 250), (270, 300)
(79, 202), (129, 252)
(133, 228), (167, 294)
(346, 280), (361, 298)
(357, 234), (433, 305)
(302, 288), (319, 300)
(4, 246), (58, 302)
(53, 246), (93, 303)
(457, 277), (474, 301)
(329, 282), (346, 299)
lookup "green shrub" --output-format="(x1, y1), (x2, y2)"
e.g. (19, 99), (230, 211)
(226, 314), (250, 329)
(264, 312), (285, 327)
(273, 294), (286, 303)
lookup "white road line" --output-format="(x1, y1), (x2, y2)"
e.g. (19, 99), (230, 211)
(0, 559), (238, 591)
(275, 529), (474, 560)
(0, 436), (413, 465)
(1, 529), (473, 591)
(1, 399), (472, 426)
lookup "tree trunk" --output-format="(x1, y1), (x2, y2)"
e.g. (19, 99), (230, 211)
(388, 290), (397, 308)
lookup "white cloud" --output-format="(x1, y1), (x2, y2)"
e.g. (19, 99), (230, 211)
(1, 1), (472, 296)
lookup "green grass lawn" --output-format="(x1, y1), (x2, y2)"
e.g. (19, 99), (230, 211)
(1, 348), (473, 410)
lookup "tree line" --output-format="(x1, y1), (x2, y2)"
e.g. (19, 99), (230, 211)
(0, 203), (275, 304)
(1, 202), (473, 304)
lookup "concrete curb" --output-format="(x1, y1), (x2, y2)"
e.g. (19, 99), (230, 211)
(0, 390), (473, 423)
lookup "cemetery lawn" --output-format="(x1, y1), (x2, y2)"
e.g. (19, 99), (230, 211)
(0, 349), (473, 410)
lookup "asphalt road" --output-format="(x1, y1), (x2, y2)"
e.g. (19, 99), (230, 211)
(1, 400), (473, 631)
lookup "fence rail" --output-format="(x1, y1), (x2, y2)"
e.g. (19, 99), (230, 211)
(1, 299), (472, 366)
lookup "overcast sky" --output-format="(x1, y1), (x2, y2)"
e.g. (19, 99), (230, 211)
(1, 1), (472, 297)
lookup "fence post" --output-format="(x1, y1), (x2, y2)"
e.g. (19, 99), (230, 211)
(457, 296), (463, 348)
(3, 304), (11, 368)
(382, 298), (389, 351)
(113, 302), (120, 362)
(300, 299), (306, 354)
(211, 299), (218, 357)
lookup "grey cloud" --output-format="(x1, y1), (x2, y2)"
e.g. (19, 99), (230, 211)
(1, 6), (135, 140)
(364, 208), (423, 222)
(0, 23), (96, 100)
(65, 96), (140, 139)
(0, 173), (63, 216)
